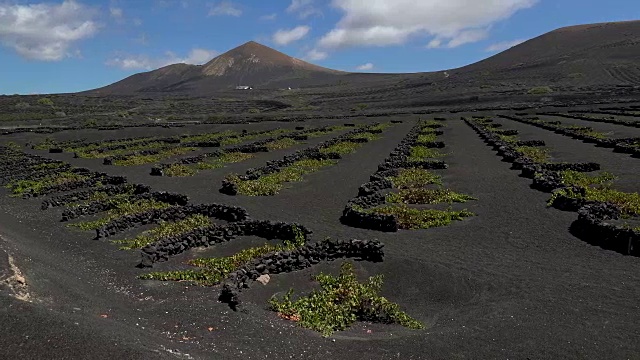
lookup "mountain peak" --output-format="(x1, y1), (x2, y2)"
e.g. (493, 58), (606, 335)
(233, 41), (269, 53)
(242, 40), (261, 46)
(200, 41), (338, 77)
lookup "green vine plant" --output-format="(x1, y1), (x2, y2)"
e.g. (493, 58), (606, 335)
(407, 146), (446, 162)
(386, 188), (477, 205)
(219, 129), (292, 146)
(420, 120), (445, 128)
(113, 147), (197, 166)
(140, 225), (306, 285)
(67, 191), (134, 208)
(472, 118), (555, 164)
(226, 159), (337, 196)
(549, 186), (640, 217)
(196, 152), (256, 169)
(367, 123), (392, 132)
(156, 127), (355, 178)
(112, 214), (212, 250)
(515, 146), (551, 163)
(319, 141), (362, 155)
(496, 134), (518, 143)
(30, 162), (66, 171)
(33, 137), (57, 150)
(416, 133), (438, 143)
(64, 137), (163, 157)
(305, 125), (349, 138)
(5, 141), (21, 150)
(161, 152), (257, 177)
(179, 130), (237, 144)
(163, 163), (198, 177)
(56, 129), (287, 162)
(225, 124), (392, 196)
(349, 132), (381, 142)
(387, 168), (442, 189)
(358, 204), (474, 230)
(558, 170), (616, 188)
(545, 170), (631, 212)
(269, 261), (424, 337)
(68, 199), (173, 231)
(74, 141), (170, 159)
(265, 137), (300, 150)
(6, 172), (89, 196)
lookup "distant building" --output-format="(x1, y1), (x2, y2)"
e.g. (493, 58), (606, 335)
(235, 85), (252, 90)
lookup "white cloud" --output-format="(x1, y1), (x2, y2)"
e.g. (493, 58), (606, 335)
(184, 48), (218, 64)
(287, 0), (321, 19)
(208, 1), (242, 17)
(429, 29), (489, 49)
(107, 56), (150, 70)
(485, 38), (525, 52)
(110, 6), (123, 19)
(427, 39), (442, 49)
(0, 0), (98, 61)
(133, 33), (149, 45)
(318, 0), (536, 49)
(260, 13), (277, 21)
(155, 0), (189, 8)
(107, 48), (219, 70)
(356, 62), (374, 70)
(304, 49), (328, 61)
(273, 26), (311, 46)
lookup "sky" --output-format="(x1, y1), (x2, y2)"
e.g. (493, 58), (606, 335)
(0, 0), (637, 94)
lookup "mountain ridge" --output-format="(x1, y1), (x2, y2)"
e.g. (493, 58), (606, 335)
(91, 41), (345, 94)
(90, 20), (640, 95)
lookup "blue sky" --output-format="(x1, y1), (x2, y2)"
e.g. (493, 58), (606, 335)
(0, 0), (637, 94)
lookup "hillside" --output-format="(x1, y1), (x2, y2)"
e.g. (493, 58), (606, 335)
(91, 41), (345, 94)
(297, 20), (640, 111)
(90, 20), (640, 97)
(453, 20), (640, 85)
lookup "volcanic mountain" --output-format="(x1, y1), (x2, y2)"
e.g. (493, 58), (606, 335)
(451, 20), (640, 86)
(92, 41), (344, 94)
(92, 21), (640, 96)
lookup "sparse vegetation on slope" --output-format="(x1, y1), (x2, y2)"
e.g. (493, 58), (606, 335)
(113, 147), (197, 166)
(558, 170), (616, 188)
(387, 168), (442, 189)
(7, 172), (89, 196)
(386, 188), (477, 205)
(269, 262), (423, 337)
(319, 141), (361, 155)
(226, 159), (336, 196)
(196, 152), (256, 170)
(550, 187), (640, 216)
(265, 137), (300, 150)
(515, 146), (551, 163)
(112, 214), (211, 250)
(408, 146), (446, 161)
(141, 226), (306, 285)
(68, 199), (173, 231)
(528, 86), (553, 94)
(360, 204), (474, 230)
(163, 163), (198, 177)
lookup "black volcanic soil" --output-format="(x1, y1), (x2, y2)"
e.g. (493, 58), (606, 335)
(492, 116), (639, 192)
(2, 114), (640, 359)
(537, 113), (640, 138)
(3, 19), (640, 359)
(71, 20), (640, 117)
